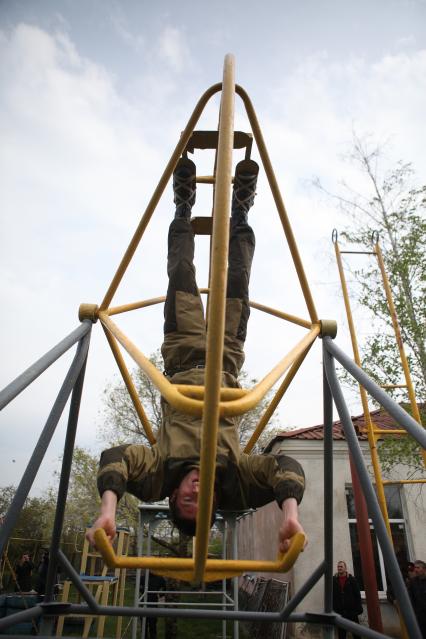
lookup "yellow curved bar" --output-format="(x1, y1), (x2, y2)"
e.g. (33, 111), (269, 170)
(94, 528), (305, 583)
(176, 385), (247, 400)
(100, 310), (319, 417)
(235, 84), (319, 325)
(194, 53), (236, 584)
(102, 325), (156, 445)
(244, 339), (314, 453)
(99, 81), (223, 312)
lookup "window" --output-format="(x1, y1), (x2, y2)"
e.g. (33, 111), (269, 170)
(345, 485), (411, 593)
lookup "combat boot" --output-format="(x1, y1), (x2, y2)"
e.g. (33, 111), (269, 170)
(231, 159), (259, 226)
(173, 157), (196, 219)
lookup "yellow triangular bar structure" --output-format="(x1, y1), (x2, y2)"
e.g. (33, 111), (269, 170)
(81, 54), (337, 583)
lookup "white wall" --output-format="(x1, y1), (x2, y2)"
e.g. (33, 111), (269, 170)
(237, 436), (426, 638)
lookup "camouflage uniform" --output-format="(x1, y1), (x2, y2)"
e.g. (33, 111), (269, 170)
(97, 219), (305, 510)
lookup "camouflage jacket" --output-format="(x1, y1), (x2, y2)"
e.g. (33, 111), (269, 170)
(97, 368), (305, 511)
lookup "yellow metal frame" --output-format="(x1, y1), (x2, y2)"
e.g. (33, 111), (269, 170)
(94, 528), (305, 583)
(81, 54), (330, 582)
(333, 232), (425, 639)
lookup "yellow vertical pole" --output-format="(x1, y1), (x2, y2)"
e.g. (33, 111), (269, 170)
(373, 239), (426, 466)
(193, 54), (235, 583)
(235, 85), (318, 324)
(333, 238), (392, 535)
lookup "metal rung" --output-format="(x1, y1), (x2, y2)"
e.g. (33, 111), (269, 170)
(380, 384), (407, 389)
(185, 130), (253, 154)
(339, 250), (376, 255)
(373, 429), (407, 435)
(191, 216), (214, 235)
(382, 479), (426, 485)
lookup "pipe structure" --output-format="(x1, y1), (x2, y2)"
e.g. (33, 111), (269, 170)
(333, 237), (386, 631)
(93, 528), (305, 582)
(323, 342), (422, 639)
(323, 361), (334, 639)
(40, 332), (91, 636)
(325, 339), (426, 449)
(244, 340), (313, 453)
(0, 322), (90, 410)
(102, 323), (156, 445)
(99, 310), (320, 418)
(99, 81), (224, 311)
(0, 325), (92, 557)
(333, 237), (392, 533)
(235, 84), (318, 325)
(374, 239), (425, 465)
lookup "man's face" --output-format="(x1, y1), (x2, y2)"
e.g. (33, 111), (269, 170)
(414, 563), (426, 577)
(337, 562), (347, 575)
(172, 469), (200, 521)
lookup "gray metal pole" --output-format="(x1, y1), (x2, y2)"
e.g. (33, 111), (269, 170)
(230, 516), (239, 639)
(0, 322), (90, 410)
(322, 354), (334, 639)
(41, 331), (91, 635)
(0, 324), (92, 556)
(324, 337), (426, 447)
(323, 343), (422, 639)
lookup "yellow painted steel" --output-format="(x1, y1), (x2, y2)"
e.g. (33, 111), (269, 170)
(94, 528), (305, 583)
(244, 340), (314, 454)
(90, 56), (328, 584)
(374, 240), (426, 466)
(193, 53), (236, 583)
(235, 85), (319, 325)
(249, 300), (312, 329)
(383, 479), (426, 485)
(333, 239), (392, 536)
(102, 325), (156, 446)
(99, 310), (320, 418)
(99, 81), (223, 311)
(107, 296), (166, 317)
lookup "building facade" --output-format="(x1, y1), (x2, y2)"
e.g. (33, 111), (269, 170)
(236, 408), (426, 638)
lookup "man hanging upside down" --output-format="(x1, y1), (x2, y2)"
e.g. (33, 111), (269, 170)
(87, 157), (306, 553)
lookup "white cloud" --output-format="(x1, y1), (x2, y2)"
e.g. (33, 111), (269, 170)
(157, 26), (191, 73)
(109, 9), (145, 52)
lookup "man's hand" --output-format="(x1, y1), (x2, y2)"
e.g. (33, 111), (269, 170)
(86, 490), (118, 548)
(278, 497), (307, 554)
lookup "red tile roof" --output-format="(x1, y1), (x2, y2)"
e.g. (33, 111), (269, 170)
(264, 406), (414, 452)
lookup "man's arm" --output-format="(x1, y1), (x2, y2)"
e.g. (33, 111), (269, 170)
(86, 490), (118, 547)
(278, 497), (307, 553)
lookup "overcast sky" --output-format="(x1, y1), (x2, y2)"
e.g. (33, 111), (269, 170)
(1, 0), (426, 493)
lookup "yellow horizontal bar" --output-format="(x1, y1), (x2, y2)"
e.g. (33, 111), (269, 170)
(382, 479), (426, 485)
(94, 528), (305, 583)
(196, 176), (215, 184)
(373, 429), (408, 435)
(248, 301), (312, 329)
(176, 385), (247, 400)
(380, 384), (407, 389)
(99, 311), (320, 418)
(108, 296), (166, 317)
(106, 290), (312, 331)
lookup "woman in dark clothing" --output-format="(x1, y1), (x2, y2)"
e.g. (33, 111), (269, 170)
(332, 560), (363, 639)
(14, 552), (34, 592)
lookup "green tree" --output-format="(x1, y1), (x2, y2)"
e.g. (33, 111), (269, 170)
(317, 134), (425, 474)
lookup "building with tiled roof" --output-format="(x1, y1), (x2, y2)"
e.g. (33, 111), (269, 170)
(264, 406), (405, 447)
(237, 406), (426, 638)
